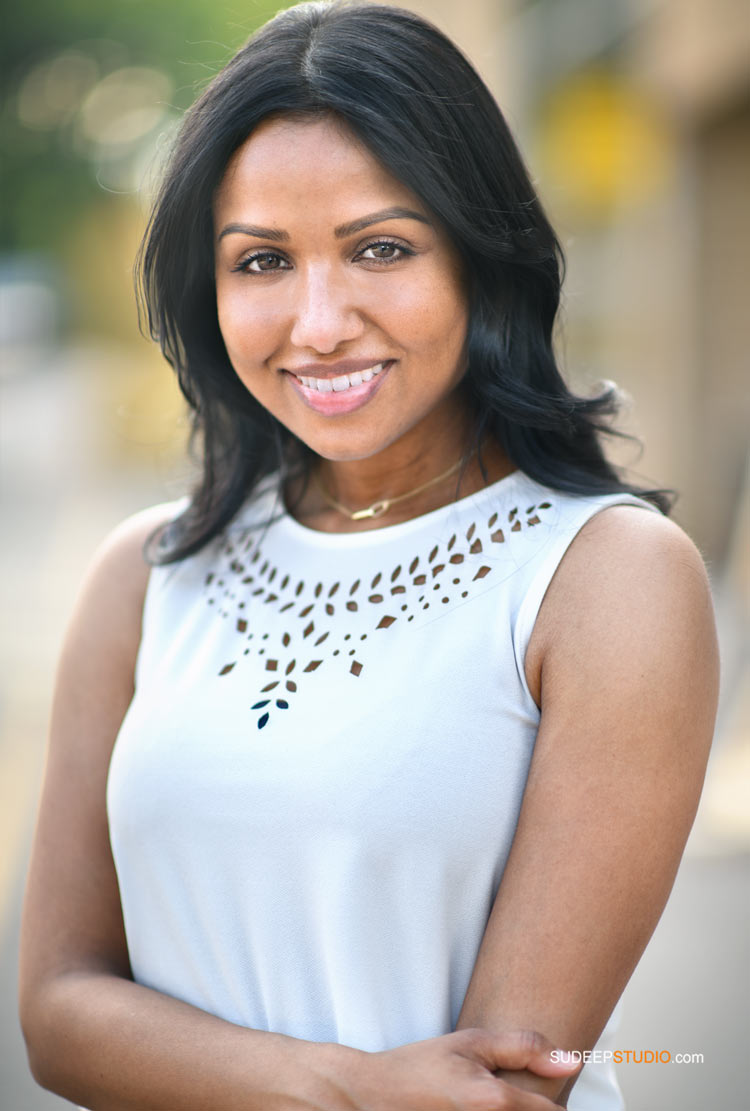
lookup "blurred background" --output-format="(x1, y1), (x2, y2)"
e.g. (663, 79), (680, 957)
(1, 1), (747, 1107)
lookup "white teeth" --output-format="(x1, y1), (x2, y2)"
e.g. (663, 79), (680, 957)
(295, 361), (387, 392)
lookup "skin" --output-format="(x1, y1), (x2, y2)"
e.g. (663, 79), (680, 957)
(18, 115), (719, 1110)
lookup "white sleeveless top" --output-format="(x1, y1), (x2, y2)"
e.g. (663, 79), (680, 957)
(108, 470), (654, 1109)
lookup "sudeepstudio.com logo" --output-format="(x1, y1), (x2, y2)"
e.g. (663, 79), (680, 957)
(550, 1050), (705, 1065)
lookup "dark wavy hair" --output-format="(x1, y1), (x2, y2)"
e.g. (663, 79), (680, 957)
(137, 0), (671, 562)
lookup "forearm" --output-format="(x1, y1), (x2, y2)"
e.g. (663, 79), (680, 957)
(23, 969), (365, 1111)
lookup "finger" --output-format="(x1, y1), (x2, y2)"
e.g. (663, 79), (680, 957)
(474, 1028), (580, 1077)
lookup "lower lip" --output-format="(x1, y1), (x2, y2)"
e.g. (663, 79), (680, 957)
(285, 361), (393, 416)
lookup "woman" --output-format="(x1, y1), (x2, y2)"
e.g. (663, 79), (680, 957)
(19, 3), (719, 1109)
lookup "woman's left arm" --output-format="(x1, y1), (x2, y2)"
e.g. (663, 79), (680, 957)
(455, 506), (719, 1104)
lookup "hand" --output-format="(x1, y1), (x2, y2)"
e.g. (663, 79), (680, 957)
(350, 1027), (579, 1110)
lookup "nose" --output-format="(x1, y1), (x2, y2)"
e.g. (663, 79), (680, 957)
(288, 264), (365, 353)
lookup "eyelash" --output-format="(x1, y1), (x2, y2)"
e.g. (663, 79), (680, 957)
(232, 238), (414, 274)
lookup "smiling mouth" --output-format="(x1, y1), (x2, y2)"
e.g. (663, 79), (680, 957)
(291, 361), (388, 393)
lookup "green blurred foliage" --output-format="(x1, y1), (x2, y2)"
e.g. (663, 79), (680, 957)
(2, 0), (286, 253)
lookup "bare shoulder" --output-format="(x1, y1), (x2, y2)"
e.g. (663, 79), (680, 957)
(82, 500), (179, 599)
(42, 498), (183, 814)
(50, 501), (183, 742)
(554, 503), (711, 606)
(20, 502), (183, 1000)
(65, 502), (180, 660)
(526, 505), (719, 708)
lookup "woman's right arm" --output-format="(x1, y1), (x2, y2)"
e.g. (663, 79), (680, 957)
(19, 510), (574, 1111)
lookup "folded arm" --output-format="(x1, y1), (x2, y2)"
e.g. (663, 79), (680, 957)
(456, 506), (719, 1104)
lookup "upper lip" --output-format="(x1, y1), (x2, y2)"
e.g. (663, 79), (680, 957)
(282, 358), (393, 380)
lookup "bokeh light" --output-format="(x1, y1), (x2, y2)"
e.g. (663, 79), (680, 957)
(17, 50), (99, 130)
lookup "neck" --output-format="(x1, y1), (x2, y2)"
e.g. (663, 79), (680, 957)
(317, 453), (466, 521)
(287, 410), (514, 534)
(324, 400), (471, 504)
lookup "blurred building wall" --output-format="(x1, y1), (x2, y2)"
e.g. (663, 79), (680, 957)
(620, 0), (749, 568)
(405, 0), (749, 572)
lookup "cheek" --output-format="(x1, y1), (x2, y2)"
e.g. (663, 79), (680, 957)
(407, 288), (468, 370)
(216, 284), (280, 366)
(377, 273), (467, 353)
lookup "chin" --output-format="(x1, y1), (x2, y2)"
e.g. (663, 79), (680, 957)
(285, 421), (404, 465)
(301, 439), (394, 464)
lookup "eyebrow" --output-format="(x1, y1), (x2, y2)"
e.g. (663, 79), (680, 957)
(216, 206), (431, 243)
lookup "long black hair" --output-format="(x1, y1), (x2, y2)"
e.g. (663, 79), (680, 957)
(137, 0), (671, 562)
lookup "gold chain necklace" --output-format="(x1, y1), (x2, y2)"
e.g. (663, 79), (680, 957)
(313, 455), (466, 521)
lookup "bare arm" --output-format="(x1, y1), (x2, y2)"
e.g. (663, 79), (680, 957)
(19, 509), (575, 1111)
(455, 507), (719, 1103)
(18, 508), (365, 1110)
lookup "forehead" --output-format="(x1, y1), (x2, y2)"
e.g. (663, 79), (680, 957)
(214, 114), (425, 222)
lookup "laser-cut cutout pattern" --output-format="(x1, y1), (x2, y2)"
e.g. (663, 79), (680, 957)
(206, 498), (553, 728)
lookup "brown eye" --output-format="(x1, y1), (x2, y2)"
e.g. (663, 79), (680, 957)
(238, 251), (289, 273)
(369, 243), (397, 259)
(361, 242), (400, 260)
(357, 240), (412, 264)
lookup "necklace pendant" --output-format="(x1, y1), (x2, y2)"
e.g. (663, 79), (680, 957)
(351, 499), (391, 521)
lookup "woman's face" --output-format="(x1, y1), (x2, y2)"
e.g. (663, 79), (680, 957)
(213, 115), (470, 463)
